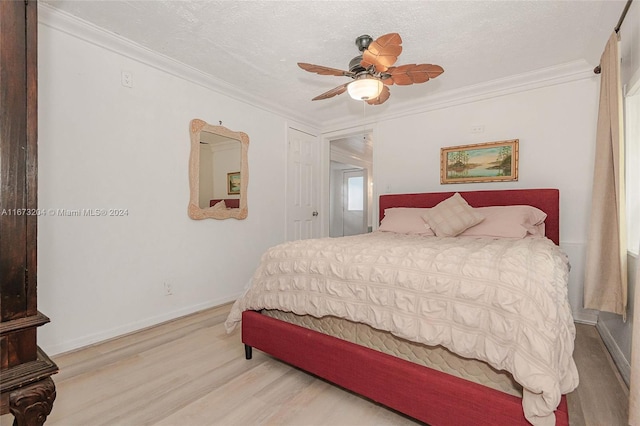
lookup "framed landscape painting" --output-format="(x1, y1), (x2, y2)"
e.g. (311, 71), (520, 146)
(227, 171), (241, 195)
(440, 139), (519, 184)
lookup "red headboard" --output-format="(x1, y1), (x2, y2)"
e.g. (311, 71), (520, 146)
(379, 189), (559, 245)
(210, 199), (240, 209)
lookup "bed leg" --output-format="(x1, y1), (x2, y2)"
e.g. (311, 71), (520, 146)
(244, 344), (252, 360)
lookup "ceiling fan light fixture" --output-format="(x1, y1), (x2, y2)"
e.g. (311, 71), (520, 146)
(347, 77), (383, 101)
(299, 32), (443, 105)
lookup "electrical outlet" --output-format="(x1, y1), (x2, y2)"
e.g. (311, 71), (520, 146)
(163, 282), (173, 296)
(121, 71), (133, 88)
(470, 125), (484, 133)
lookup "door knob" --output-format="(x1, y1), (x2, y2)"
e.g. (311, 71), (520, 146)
(312, 211), (319, 217)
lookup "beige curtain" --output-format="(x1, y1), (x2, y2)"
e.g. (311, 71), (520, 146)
(631, 252), (640, 424)
(584, 32), (627, 316)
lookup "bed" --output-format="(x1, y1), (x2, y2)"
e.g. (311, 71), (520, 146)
(209, 198), (240, 208)
(225, 189), (578, 426)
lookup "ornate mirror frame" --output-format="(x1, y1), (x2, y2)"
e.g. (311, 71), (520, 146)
(188, 119), (249, 220)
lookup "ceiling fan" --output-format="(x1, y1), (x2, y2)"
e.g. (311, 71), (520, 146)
(298, 33), (444, 105)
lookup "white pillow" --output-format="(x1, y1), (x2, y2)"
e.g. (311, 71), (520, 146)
(459, 205), (547, 239)
(379, 208), (434, 235)
(211, 200), (227, 210)
(422, 193), (484, 237)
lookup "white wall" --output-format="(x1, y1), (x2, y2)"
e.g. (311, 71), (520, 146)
(329, 162), (345, 237)
(37, 20), (294, 355)
(365, 76), (600, 323)
(198, 144), (214, 208)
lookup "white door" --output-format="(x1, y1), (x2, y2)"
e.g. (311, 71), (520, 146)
(342, 169), (368, 236)
(286, 128), (320, 241)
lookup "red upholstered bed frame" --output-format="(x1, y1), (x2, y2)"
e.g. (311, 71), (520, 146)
(242, 188), (568, 426)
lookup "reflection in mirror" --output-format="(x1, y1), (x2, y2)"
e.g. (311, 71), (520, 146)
(188, 119), (248, 220)
(198, 133), (241, 209)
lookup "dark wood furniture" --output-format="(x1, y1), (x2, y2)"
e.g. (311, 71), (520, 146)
(242, 188), (569, 426)
(1, 1), (58, 425)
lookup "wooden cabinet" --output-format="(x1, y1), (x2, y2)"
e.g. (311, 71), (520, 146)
(0, 1), (58, 424)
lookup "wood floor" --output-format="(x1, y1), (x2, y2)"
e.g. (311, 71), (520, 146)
(1, 303), (629, 426)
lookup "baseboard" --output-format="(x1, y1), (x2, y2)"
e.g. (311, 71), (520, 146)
(596, 320), (631, 387)
(573, 310), (598, 325)
(43, 293), (243, 356)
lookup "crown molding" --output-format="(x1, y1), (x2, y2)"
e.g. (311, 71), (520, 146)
(37, 4), (322, 129)
(322, 60), (596, 132)
(38, 4), (596, 134)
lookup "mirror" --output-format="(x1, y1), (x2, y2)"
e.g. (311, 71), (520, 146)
(188, 119), (248, 220)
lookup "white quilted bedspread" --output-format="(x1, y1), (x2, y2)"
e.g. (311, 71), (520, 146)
(225, 232), (579, 425)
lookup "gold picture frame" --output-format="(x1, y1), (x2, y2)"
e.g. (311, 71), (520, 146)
(227, 171), (241, 195)
(440, 139), (519, 184)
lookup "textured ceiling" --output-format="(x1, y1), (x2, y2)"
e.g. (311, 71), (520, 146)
(42, 0), (627, 128)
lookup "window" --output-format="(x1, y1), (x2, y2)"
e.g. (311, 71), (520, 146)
(347, 176), (364, 211)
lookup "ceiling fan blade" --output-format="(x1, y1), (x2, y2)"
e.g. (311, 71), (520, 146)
(298, 62), (354, 77)
(360, 33), (403, 73)
(366, 85), (390, 105)
(312, 82), (350, 101)
(383, 64), (444, 85)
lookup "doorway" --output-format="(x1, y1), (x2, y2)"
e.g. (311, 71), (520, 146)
(329, 133), (373, 237)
